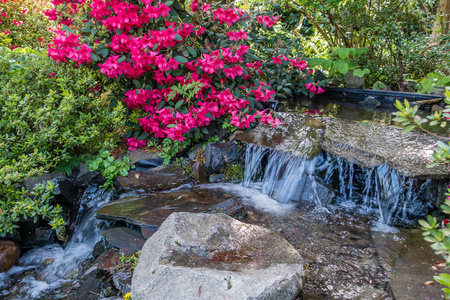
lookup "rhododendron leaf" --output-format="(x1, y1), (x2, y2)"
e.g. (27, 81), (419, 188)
(278, 94), (287, 99)
(116, 29), (123, 35)
(237, 21), (248, 27)
(178, 107), (189, 114)
(175, 100), (184, 109)
(167, 124), (177, 128)
(153, 44), (159, 50)
(200, 127), (208, 134)
(91, 53), (100, 62)
(133, 80), (141, 88)
(81, 27), (91, 33)
(62, 24), (73, 33)
(181, 49), (188, 57)
(187, 47), (196, 57)
(175, 34), (182, 41)
(205, 112), (214, 119)
(124, 131), (132, 139)
(157, 101), (165, 110)
(117, 56), (126, 63)
(137, 27), (143, 36)
(137, 133), (147, 140)
(248, 54), (260, 61)
(165, 0), (173, 6)
(174, 56), (188, 63)
(97, 49), (108, 57)
(283, 87), (292, 94)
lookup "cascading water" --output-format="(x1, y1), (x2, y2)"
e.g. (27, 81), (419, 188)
(243, 143), (435, 225)
(243, 143), (322, 205)
(0, 185), (114, 299)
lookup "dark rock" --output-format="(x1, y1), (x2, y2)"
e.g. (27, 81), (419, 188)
(23, 172), (65, 192)
(207, 198), (247, 220)
(112, 271), (132, 293)
(359, 96), (381, 109)
(234, 113), (324, 158)
(133, 158), (164, 171)
(50, 176), (78, 204)
(208, 174), (225, 183)
(93, 238), (112, 259)
(21, 227), (56, 249)
(204, 142), (245, 177)
(344, 70), (365, 89)
(0, 240), (20, 272)
(101, 227), (145, 256)
(314, 69), (327, 82)
(75, 269), (104, 300)
(131, 212), (304, 300)
(141, 226), (158, 239)
(187, 144), (204, 162)
(95, 187), (229, 228)
(96, 249), (122, 272)
(191, 161), (207, 183)
(76, 163), (100, 187)
(264, 99), (280, 111)
(116, 164), (191, 192)
(431, 104), (444, 113)
(118, 149), (160, 166)
(297, 175), (336, 205)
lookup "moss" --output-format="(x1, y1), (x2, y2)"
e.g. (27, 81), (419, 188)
(223, 164), (244, 181)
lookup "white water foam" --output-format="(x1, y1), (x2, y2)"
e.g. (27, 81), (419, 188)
(203, 183), (296, 215)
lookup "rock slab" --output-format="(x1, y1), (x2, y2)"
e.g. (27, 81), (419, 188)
(132, 212), (304, 300)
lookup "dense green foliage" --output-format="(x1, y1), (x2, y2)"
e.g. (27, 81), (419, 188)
(0, 48), (126, 237)
(246, 0), (448, 89)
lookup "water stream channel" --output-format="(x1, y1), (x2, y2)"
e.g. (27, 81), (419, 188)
(1, 103), (449, 299)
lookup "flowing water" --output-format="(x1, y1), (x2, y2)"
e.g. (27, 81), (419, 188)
(0, 186), (114, 299)
(0, 143), (444, 299)
(243, 143), (435, 226)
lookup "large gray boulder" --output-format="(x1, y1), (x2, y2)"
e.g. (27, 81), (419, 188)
(132, 212), (304, 300)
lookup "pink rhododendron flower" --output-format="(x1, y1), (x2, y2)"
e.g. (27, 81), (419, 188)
(125, 137), (147, 151)
(201, 3), (210, 12)
(256, 15), (279, 28)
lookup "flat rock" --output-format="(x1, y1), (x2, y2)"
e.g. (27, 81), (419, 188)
(131, 212), (304, 300)
(234, 113), (324, 158)
(23, 172), (65, 192)
(322, 118), (450, 179)
(101, 227), (145, 256)
(116, 164), (191, 191)
(95, 187), (233, 228)
(77, 163), (99, 187)
(0, 240), (20, 272)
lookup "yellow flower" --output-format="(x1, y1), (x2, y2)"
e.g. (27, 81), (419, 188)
(123, 292), (131, 300)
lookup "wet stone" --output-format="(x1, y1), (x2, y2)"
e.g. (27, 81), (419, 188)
(118, 149), (160, 166)
(132, 212), (304, 300)
(234, 113), (324, 158)
(0, 240), (20, 272)
(95, 186), (232, 228)
(96, 249), (121, 272)
(204, 142), (245, 177)
(115, 164), (192, 191)
(101, 227), (145, 256)
(322, 117), (450, 179)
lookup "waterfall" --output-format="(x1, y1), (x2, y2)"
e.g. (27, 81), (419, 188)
(243, 143), (434, 225)
(0, 186), (114, 299)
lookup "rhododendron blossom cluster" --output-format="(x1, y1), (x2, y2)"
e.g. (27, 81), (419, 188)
(46, 0), (320, 151)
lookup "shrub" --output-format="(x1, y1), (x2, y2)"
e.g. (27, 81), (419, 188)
(45, 0), (319, 156)
(0, 47), (126, 237)
(0, 0), (54, 48)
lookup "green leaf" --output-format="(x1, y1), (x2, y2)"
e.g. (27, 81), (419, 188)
(175, 100), (184, 109)
(403, 125), (416, 133)
(90, 53), (101, 62)
(308, 58), (323, 68)
(337, 48), (351, 59)
(167, 124), (177, 128)
(165, 0), (173, 5)
(117, 56), (126, 63)
(174, 56), (188, 63)
(175, 34), (182, 41)
(62, 24), (73, 33)
(336, 61), (349, 74)
(157, 101), (165, 110)
(187, 46), (197, 57)
(133, 80), (141, 88)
